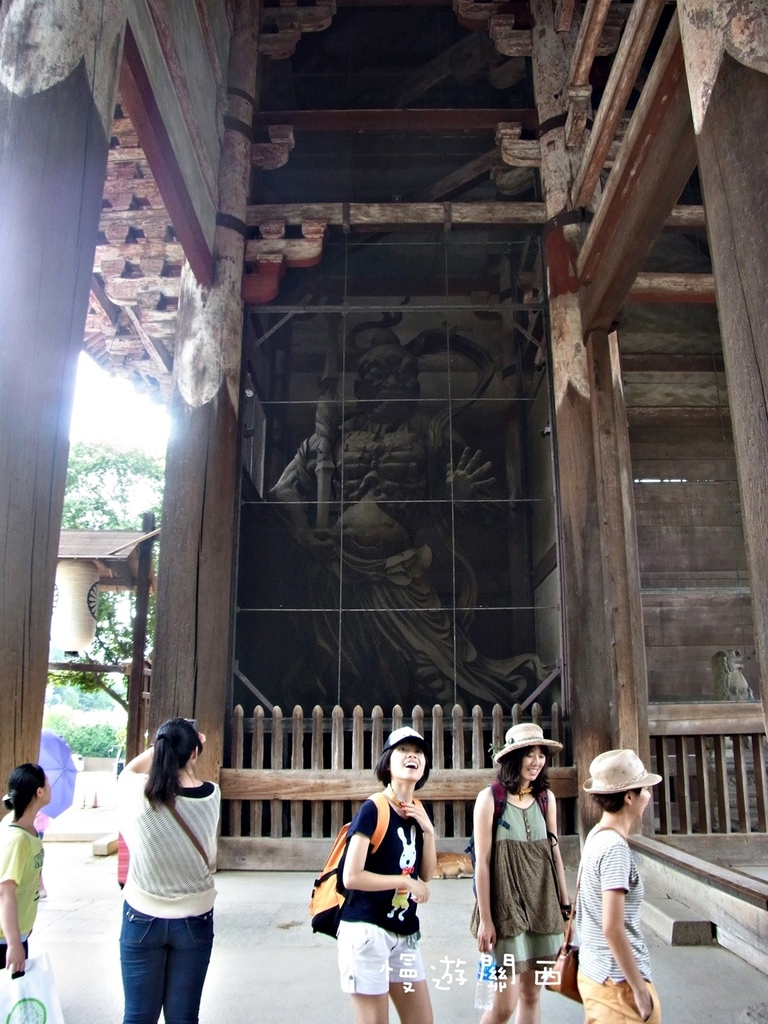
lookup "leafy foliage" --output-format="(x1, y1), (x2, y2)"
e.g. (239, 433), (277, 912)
(44, 710), (124, 758)
(62, 442), (164, 530)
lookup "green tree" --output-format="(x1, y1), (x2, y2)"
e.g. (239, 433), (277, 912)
(50, 442), (165, 710)
(62, 442), (164, 529)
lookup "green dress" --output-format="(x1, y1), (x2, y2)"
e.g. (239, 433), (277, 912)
(471, 797), (564, 974)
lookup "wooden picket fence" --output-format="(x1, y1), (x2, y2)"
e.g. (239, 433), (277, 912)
(648, 703), (768, 836)
(218, 702), (578, 870)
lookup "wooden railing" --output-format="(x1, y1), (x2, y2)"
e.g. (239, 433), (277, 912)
(649, 703), (767, 835)
(219, 702), (577, 870)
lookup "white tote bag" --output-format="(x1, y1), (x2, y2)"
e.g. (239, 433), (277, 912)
(0, 951), (65, 1024)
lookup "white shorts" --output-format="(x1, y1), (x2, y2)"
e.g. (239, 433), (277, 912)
(337, 921), (426, 996)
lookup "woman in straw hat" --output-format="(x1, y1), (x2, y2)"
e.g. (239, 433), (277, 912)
(576, 749), (662, 1023)
(471, 723), (570, 1024)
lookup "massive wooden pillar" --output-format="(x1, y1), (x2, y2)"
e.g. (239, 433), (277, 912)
(151, 0), (259, 779)
(0, 2), (124, 786)
(679, 4), (768, 732)
(530, 0), (613, 828)
(587, 330), (650, 770)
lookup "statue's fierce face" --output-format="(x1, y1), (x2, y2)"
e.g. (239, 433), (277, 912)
(355, 344), (420, 410)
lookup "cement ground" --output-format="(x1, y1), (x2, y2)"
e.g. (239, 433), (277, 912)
(29, 773), (768, 1023)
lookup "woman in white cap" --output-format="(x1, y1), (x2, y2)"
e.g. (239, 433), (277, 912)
(338, 726), (437, 1024)
(471, 722), (570, 1024)
(576, 749), (662, 1023)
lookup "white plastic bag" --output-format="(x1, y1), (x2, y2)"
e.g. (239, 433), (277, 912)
(0, 951), (65, 1024)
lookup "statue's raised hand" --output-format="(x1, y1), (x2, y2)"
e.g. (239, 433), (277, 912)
(447, 447), (495, 501)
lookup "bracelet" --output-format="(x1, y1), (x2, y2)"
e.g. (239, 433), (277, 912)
(560, 903), (572, 919)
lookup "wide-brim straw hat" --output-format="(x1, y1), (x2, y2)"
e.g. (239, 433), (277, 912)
(583, 748), (662, 793)
(493, 723), (563, 763)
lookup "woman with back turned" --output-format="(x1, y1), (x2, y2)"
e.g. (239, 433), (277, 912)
(118, 718), (220, 1024)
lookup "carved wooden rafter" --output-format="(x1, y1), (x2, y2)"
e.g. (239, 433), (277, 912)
(85, 106), (180, 399)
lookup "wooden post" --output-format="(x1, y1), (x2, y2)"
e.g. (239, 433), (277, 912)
(126, 512), (156, 761)
(0, 2), (124, 785)
(150, 0), (260, 779)
(530, 0), (613, 832)
(586, 331), (651, 772)
(679, 4), (768, 736)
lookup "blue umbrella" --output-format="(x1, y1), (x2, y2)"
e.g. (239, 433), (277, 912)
(38, 730), (78, 818)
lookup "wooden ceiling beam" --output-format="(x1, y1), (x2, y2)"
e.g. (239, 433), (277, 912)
(571, 0), (667, 207)
(253, 108), (539, 133)
(395, 32), (496, 108)
(620, 353), (725, 373)
(417, 149), (500, 201)
(627, 272), (715, 305)
(247, 201), (547, 227)
(90, 274), (121, 325)
(122, 305), (174, 377)
(569, 0), (613, 87)
(665, 205), (705, 230)
(578, 12), (698, 331)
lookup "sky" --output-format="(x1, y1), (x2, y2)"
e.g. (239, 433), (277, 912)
(70, 353), (170, 456)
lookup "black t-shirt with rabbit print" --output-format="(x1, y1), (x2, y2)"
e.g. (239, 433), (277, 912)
(341, 797), (428, 935)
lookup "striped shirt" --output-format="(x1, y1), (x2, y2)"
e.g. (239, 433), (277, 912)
(118, 771), (220, 919)
(576, 827), (653, 983)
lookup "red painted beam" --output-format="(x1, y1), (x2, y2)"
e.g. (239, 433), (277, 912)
(120, 25), (214, 287)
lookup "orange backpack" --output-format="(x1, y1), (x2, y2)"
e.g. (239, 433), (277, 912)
(309, 791), (391, 938)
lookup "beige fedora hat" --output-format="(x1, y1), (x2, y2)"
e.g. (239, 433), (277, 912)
(583, 748), (661, 793)
(493, 722), (563, 764)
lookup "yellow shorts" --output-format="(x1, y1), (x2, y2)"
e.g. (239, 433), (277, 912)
(577, 971), (662, 1024)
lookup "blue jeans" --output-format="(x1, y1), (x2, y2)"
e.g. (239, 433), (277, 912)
(120, 902), (214, 1024)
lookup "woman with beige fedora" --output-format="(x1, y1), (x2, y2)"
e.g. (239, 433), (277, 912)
(471, 723), (570, 1024)
(576, 749), (662, 1024)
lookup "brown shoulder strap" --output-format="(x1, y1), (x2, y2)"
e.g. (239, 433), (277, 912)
(168, 802), (211, 869)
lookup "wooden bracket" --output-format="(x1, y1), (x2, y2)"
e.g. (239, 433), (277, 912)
(242, 220), (328, 302)
(452, 0), (504, 31)
(251, 125), (295, 171)
(259, 1), (336, 59)
(565, 85), (592, 148)
(241, 256), (286, 305)
(489, 15), (532, 57)
(496, 122), (541, 167)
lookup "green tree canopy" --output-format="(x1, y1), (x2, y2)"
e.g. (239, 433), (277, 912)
(62, 442), (164, 529)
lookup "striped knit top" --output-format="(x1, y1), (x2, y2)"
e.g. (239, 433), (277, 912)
(575, 827), (653, 983)
(118, 771), (220, 918)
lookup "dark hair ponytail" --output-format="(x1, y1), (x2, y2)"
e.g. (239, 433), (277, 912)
(3, 763), (46, 820)
(144, 718), (202, 808)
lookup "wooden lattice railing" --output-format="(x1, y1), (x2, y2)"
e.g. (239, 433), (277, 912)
(218, 702), (577, 870)
(649, 703), (768, 835)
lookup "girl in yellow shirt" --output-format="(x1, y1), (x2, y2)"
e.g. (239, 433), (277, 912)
(0, 763), (50, 974)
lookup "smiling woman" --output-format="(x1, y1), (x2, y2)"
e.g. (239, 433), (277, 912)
(336, 727), (437, 1024)
(471, 722), (570, 1024)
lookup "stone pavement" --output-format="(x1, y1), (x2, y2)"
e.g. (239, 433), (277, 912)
(30, 775), (768, 1023)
